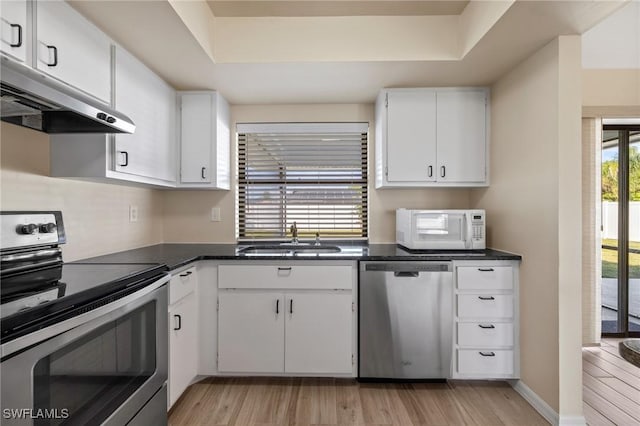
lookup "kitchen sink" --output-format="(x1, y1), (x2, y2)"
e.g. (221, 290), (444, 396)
(238, 244), (342, 254)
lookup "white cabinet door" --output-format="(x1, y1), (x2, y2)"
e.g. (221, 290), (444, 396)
(436, 90), (487, 183)
(218, 291), (285, 373)
(284, 292), (353, 374)
(180, 93), (212, 184)
(385, 90), (437, 183)
(114, 46), (176, 183)
(0, 0), (27, 62)
(35, 0), (111, 102)
(169, 293), (197, 408)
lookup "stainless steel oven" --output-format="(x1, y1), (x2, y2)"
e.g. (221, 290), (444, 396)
(0, 211), (169, 426)
(1, 276), (168, 425)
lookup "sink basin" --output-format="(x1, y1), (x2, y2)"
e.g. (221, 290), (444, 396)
(238, 244), (342, 254)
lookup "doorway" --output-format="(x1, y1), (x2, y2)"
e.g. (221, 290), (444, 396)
(601, 124), (640, 336)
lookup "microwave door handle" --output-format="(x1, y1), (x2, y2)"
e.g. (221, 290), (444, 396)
(464, 214), (472, 249)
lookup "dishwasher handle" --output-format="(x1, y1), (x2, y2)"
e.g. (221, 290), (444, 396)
(363, 262), (451, 272)
(394, 271), (420, 278)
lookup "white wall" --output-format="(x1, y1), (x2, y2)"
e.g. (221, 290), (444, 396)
(471, 36), (583, 419)
(0, 123), (164, 261)
(582, 1), (640, 69)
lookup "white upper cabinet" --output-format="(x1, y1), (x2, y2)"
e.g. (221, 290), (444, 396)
(385, 90), (437, 183)
(0, 0), (28, 63)
(113, 46), (176, 184)
(436, 90), (487, 184)
(178, 91), (230, 189)
(376, 87), (489, 188)
(35, 0), (111, 103)
(50, 46), (178, 188)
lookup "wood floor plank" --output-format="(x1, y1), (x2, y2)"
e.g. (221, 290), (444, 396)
(583, 386), (640, 426)
(583, 403), (616, 426)
(586, 346), (640, 379)
(411, 382), (468, 426)
(582, 358), (613, 379)
(170, 377), (546, 426)
(446, 381), (506, 426)
(293, 378), (338, 425)
(582, 373), (640, 422)
(470, 381), (548, 426)
(335, 379), (365, 425)
(598, 376), (640, 402)
(583, 350), (640, 389)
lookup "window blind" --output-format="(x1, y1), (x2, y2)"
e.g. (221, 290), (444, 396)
(237, 124), (368, 240)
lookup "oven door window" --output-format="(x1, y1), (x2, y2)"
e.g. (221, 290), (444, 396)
(32, 301), (156, 426)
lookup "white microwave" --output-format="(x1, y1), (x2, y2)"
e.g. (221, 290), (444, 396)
(396, 209), (486, 250)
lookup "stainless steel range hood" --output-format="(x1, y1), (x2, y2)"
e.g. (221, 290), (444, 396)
(0, 58), (135, 134)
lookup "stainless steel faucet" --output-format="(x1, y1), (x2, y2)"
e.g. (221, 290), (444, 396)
(290, 221), (298, 244)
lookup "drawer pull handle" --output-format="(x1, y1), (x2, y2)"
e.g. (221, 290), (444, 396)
(478, 324), (495, 329)
(174, 314), (182, 331)
(479, 351), (495, 357)
(478, 268), (494, 272)
(277, 267), (292, 271)
(179, 271), (192, 277)
(276, 299), (279, 314)
(290, 299), (293, 314)
(478, 296), (495, 301)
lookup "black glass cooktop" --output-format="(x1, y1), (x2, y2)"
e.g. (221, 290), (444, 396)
(1, 262), (167, 344)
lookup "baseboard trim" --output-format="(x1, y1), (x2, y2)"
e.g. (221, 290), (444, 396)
(510, 380), (559, 425)
(558, 415), (587, 425)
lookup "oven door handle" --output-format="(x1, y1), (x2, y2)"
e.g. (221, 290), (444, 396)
(1, 274), (170, 359)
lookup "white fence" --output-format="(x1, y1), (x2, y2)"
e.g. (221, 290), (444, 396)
(602, 201), (640, 242)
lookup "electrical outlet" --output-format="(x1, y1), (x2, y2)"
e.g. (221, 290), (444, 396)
(129, 205), (139, 223)
(210, 207), (221, 222)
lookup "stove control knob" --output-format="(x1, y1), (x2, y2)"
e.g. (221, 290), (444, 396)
(39, 223), (57, 233)
(18, 224), (37, 234)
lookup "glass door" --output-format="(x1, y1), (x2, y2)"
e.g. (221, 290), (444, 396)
(601, 125), (640, 336)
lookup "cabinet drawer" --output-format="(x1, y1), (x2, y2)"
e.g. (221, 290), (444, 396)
(170, 266), (197, 304)
(457, 266), (513, 290)
(457, 295), (513, 319)
(457, 349), (514, 376)
(457, 322), (514, 347)
(218, 265), (352, 290)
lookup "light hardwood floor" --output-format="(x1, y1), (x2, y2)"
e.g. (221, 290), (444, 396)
(169, 378), (549, 425)
(583, 338), (640, 426)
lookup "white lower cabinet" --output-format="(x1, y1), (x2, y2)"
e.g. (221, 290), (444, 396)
(168, 267), (199, 409)
(453, 261), (519, 379)
(218, 291), (285, 373)
(217, 262), (356, 376)
(284, 292), (353, 374)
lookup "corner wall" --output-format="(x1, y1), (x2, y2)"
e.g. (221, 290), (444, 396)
(470, 36), (583, 419)
(0, 123), (164, 261)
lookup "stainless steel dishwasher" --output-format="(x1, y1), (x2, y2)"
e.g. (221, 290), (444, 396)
(359, 261), (453, 380)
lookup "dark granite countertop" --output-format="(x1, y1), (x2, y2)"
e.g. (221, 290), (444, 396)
(73, 243), (521, 271)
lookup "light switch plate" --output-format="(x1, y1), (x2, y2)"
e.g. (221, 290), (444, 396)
(210, 207), (221, 222)
(129, 205), (139, 223)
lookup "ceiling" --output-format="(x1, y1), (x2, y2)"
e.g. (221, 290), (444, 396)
(206, 1), (469, 17)
(69, 0), (628, 104)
